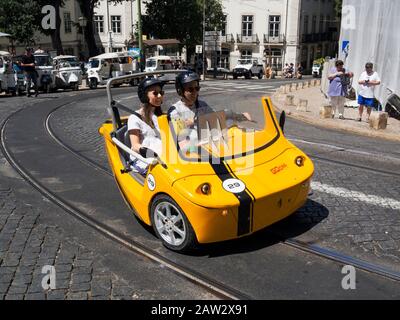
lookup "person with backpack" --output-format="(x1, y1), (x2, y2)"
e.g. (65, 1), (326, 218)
(327, 60), (354, 119)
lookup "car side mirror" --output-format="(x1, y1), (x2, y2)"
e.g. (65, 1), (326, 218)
(279, 111), (286, 134)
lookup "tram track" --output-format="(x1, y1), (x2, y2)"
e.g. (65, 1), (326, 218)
(44, 101), (400, 284)
(1, 107), (253, 300)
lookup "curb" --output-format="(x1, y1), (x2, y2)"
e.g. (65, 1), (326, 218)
(271, 90), (400, 143)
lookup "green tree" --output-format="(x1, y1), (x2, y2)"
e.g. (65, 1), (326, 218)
(142, 0), (224, 53)
(0, 0), (65, 54)
(334, 0), (343, 20)
(0, 0), (41, 46)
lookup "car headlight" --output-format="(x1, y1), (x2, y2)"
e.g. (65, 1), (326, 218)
(199, 183), (211, 195)
(295, 156), (306, 167)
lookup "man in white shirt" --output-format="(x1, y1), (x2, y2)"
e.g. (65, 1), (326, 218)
(357, 62), (381, 122)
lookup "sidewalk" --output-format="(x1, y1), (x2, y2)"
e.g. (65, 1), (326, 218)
(271, 82), (400, 142)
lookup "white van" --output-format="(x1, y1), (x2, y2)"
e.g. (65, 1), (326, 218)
(145, 56), (175, 73)
(87, 52), (139, 89)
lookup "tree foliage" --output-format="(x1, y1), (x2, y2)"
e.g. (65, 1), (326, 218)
(334, 0), (343, 20)
(142, 0), (224, 49)
(0, 0), (41, 45)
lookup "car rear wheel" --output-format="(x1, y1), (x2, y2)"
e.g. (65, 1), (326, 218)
(150, 195), (197, 252)
(89, 78), (98, 90)
(258, 72), (263, 79)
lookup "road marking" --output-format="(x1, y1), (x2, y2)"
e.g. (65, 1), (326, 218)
(288, 137), (400, 163)
(311, 181), (400, 210)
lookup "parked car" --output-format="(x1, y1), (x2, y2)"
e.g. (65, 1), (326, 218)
(233, 59), (264, 79)
(312, 63), (322, 78)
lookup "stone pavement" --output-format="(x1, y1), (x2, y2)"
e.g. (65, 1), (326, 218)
(271, 82), (400, 142)
(0, 94), (217, 300)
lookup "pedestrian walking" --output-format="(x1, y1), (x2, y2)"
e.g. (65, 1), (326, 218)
(327, 60), (354, 119)
(357, 62), (381, 122)
(20, 47), (38, 97)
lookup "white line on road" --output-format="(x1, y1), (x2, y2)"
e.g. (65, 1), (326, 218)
(311, 181), (400, 210)
(288, 137), (400, 163)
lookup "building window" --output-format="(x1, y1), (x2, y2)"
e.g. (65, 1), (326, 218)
(94, 15), (104, 33)
(64, 12), (72, 34)
(326, 15), (331, 31)
(269, 15), (280, 37)
(241, 49), (252, 63)
(65, 48), (74, 56)
(312, 15), (317, 34)
(242, 15), (253, 37)
(303, 15), (309, 34)
(221, 15), (227, 37)
(319, 15), (324, 33)
(111, 16), (121, 34)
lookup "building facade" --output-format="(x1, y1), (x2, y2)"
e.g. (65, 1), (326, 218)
(3, 0), (338, 68)
(215, 0), (338, 72)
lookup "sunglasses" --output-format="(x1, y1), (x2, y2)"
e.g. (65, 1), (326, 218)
(151, 90), (165, 96)
(185, 86), (201, 93)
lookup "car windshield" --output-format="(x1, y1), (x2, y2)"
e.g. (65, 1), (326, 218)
(57, 58), (79, 68)
(238, 59), (251, 65)
(169, 97), (279, 161)
(35, 55), (52, 66)
(146, 60), (156, 68)
(89, 59), (100, 68)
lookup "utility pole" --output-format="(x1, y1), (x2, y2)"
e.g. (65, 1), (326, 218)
(107, 0), (112, 52)
(137, 0), (144, 71)
(202, 0), (206, 81)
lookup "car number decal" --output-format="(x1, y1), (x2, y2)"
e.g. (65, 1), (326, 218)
(222, 179), (246, 194)
(147, 174), (156, 191)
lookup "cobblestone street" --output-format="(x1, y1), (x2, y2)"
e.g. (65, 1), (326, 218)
(0, 93), (217, 300)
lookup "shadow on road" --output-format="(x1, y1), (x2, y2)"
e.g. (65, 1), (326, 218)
(191, 199), (329, 258)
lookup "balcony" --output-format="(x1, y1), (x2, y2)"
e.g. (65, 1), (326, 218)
(302, 32), (336, 43)
(263, 34), (286, 44)
(236, 34), (260, 44)
(219, 33), (235, 44)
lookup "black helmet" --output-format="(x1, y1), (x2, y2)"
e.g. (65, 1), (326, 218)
(175, 72), (200, 96)
(138, 77), (164, 103)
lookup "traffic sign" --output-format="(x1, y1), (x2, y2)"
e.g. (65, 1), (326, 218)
(196, 45), (203, 54)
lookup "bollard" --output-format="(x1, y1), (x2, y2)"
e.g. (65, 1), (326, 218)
(316, 79), (321, 86)
(296, 99), (308, 112)
(320, 105), (333, 118)
(285, 95), (295, 106)
(291, 83), (298, 91)
(286, 84), (292, 92)
(369, 111), (389, 130)
(298, 82), (304, 90)
(280, 85), (287, 94)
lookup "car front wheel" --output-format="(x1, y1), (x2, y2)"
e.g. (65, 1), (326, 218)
(150, 195), (197, 252)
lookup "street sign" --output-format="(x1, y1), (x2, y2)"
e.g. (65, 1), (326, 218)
(128, 47), (141, 58)
(342, 40), (350, 59)
(196, 45), (203, 54)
